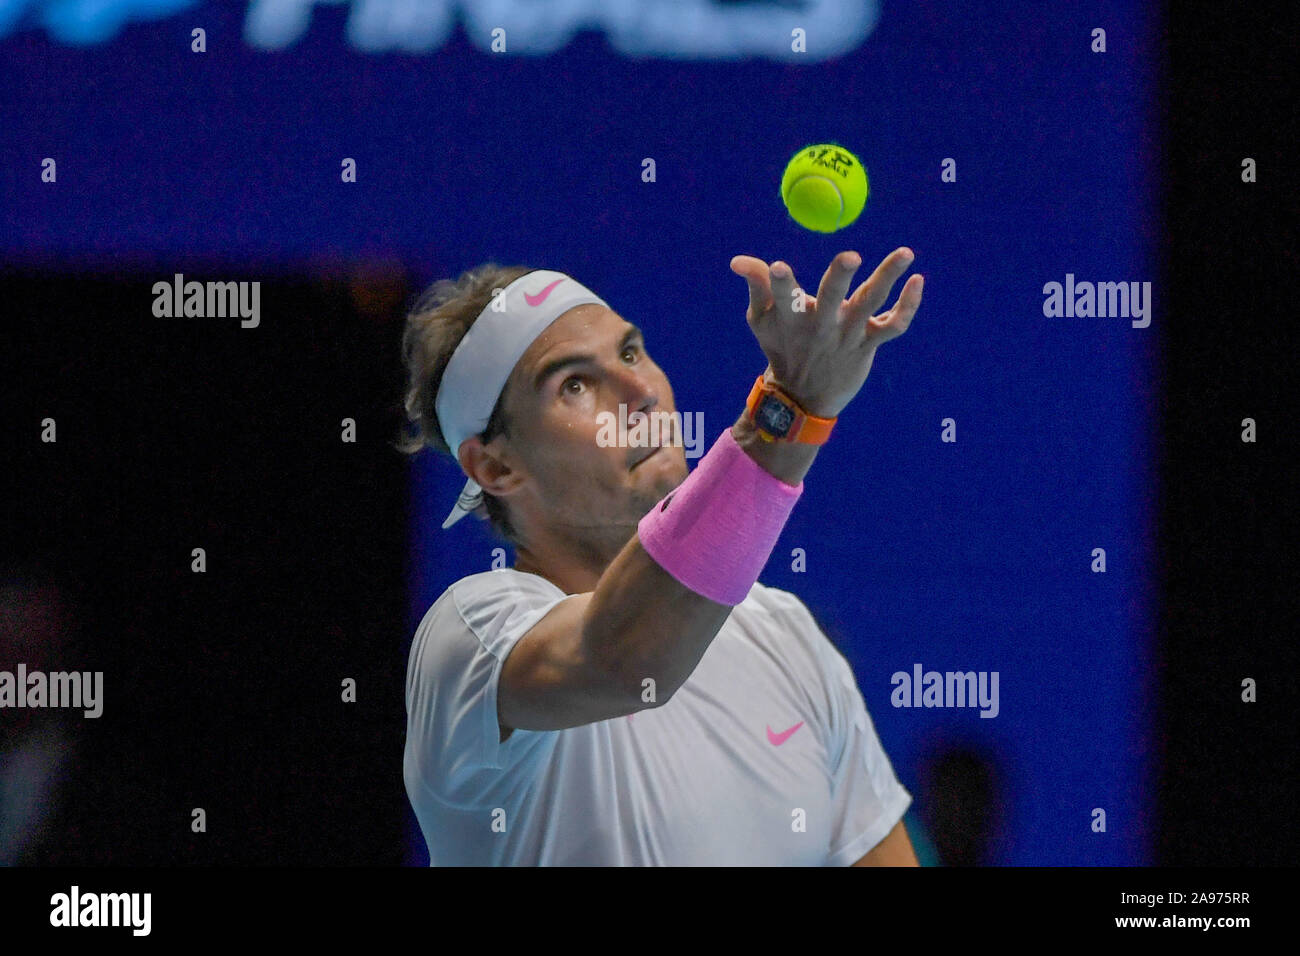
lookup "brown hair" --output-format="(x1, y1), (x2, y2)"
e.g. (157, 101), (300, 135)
(397, 262), (536, 544)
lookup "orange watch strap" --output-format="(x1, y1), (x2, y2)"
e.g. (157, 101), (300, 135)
(792, 406), (836, 444)
(745, 374), (836, 444)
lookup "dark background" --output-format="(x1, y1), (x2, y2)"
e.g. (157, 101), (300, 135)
(3, 270), (414, 863)
(1, 2), (1295, 865)
(1153, 7), (1293, 865)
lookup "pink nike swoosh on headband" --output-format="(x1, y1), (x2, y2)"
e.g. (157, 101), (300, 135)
(524, 278), (565, 306)
(766, 721), (804, 746)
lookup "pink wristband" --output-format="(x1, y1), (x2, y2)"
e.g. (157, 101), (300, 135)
(637, 426), (803, 605)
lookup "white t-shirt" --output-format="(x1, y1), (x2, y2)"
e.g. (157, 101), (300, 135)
(403, 568), (911, 866)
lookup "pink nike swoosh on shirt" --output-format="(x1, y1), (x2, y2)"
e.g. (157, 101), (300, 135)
(524, 278), (565, 306)
(766, 721), (804, 746)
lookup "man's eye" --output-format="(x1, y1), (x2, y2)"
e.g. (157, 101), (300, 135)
(562, 377), (584, 395)
(622, 344), (640, 362)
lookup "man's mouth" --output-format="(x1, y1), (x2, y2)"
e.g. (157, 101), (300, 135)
(629, 445), (664, 469)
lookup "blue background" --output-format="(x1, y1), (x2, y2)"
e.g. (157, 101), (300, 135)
(1, 0), (1160, 865)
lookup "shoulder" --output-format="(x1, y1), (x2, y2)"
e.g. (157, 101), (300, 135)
(408, 569), (568, 673)
(446, 568), (566, 619)
(739, 581), (831, 645)
(741, 580), (815, 618)
(737, 581), (856, 677)
(418, 568), (565, 633)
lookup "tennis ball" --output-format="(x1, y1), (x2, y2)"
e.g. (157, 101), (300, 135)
(780, 144), (870, 233)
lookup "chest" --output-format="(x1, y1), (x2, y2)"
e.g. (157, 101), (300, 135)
(606, 632), (836, 863)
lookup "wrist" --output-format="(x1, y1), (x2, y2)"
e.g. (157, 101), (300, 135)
(760, 366), (836, 419)
(731, 411), (817, 487)
(638, 426), (803, 606)
(747, 372), (838, 447)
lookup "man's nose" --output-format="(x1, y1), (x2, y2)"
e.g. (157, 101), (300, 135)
(611, 363), (660, 414)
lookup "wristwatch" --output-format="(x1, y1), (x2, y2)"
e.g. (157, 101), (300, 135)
(745, 373), (836, 444)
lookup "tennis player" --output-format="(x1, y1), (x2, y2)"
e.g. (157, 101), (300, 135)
(400, 249), (924, 865)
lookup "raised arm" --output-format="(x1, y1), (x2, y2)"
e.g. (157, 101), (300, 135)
(497, 249), (923, 740)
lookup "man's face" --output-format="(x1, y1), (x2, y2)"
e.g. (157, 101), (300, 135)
(490, 303), (689, 541)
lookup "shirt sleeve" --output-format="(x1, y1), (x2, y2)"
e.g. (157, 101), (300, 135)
(819, 641), (913, 867)
(404, 571), (571, 809)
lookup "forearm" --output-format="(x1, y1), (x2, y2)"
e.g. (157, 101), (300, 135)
(582, 534), (733, 707)
(583, 409), (815, 706)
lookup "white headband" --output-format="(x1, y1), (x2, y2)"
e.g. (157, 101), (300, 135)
(434, 269), (609, 529)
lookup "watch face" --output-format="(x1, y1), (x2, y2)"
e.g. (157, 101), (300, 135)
(757, 396), (795, 437)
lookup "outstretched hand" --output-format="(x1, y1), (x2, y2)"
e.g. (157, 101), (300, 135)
(729, 248), (923, 418)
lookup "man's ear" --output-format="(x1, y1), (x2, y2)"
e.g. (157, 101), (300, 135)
(458, 435), (526, 498)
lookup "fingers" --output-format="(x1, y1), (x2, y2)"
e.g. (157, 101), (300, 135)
(731, 255), (816, 329)
(814, 251), (862, 317)
(767, 259), (801, 319)
(733, 251), (918, 343)
(846, 247), (915, 322)
(730, 254), (773, 322)
(863, 273), (924, 346)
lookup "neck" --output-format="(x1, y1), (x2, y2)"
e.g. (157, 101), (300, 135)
(512, 525), (632, 595)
